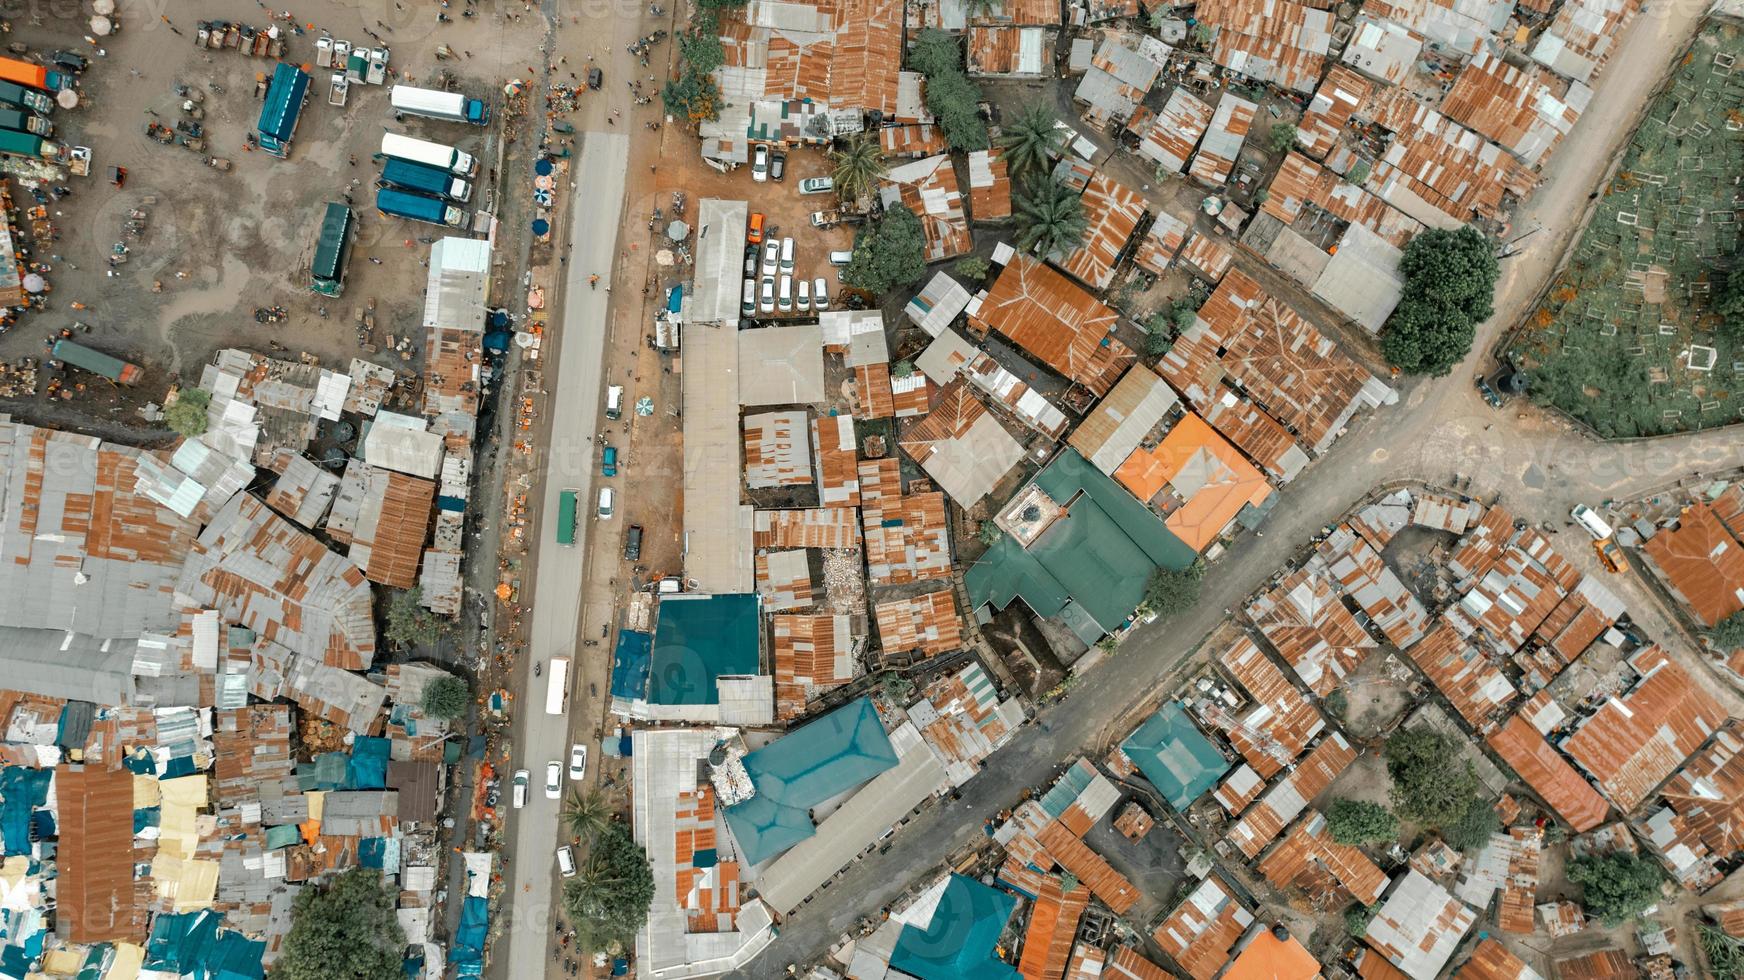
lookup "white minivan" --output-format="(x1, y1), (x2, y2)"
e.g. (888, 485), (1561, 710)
(741, 279), (756, 315)
(1571, 504), (1613, 541)
(605, 384), (624, 420)
(797, 278), (811, 312)
(556, 845), (576, 878)
(829, 249), (853, 266)
(597, 487), (615, 519)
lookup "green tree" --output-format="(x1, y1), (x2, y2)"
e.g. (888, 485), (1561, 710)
(997, 102), (1065, 179)
(563, 824), (656, 953)
(1444, 797), (1499, 852)
(1138, 563), (1202, 622)
(385, 587), (441, 648)
(1382, 226), (1498, 376)
(893, 358), (916, 378)
(910, 31), (988, 151)
(1325, 799), (1398, 846)
(165, 387), (211, 438)
(420, 675), (469, 720)
(1344, 904), (1375, 938)
(954, 255), (990, 280)
(1710, 611), (1744, 653)
(1567, 853), (1663, 926)
(563, 787), (613, 842)
(830, 134), (887, 203)
(842, 206), (928, 295)
(1268, 123), (1297, 154)
(677, 24), (724, 76)
(977, 520), (1002, 545)
(661, 72), (721, 125)
(1699, 924), (1744, 979)
(1014, 178), (1088, 261)
(881, 672), (917, 703)
(1345, 160), (1371, 185)
(278, 868), (405, 980)
(1383, 728), (1480, 827)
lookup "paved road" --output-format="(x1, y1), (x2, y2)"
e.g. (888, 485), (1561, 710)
(498, 131), (631, 980)
(751, 3), (1735, 974)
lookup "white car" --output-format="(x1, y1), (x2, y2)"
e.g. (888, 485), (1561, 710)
(779, 237), (795, 273)
(741, 279), (756, 316)
(813, 277), (829, 311)
(761, 240), (779, 277)
(799, 175), (833, 195)
(568, 743), (588, 781)
(797, 278), (811, 312)
(778, 275), (793, 313)
(759, 276), (775, 313)
(511, 769), (529, 809)
(556, 845), (576, 878)
(751, 144), (769, 182)
(544, 761), (562, 799)
(597, 487), (614, 519)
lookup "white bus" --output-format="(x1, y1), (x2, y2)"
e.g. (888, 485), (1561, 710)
(380, 131), (477, 178)
(544, 656), (571, 715)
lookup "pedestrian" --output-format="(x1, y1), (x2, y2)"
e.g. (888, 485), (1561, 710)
(348, 154), (356, 166)
(170, 26), (182, 35)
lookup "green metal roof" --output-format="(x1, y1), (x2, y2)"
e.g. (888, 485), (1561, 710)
(890, 874), (1020, 980)
(966, 449), (1196, 637)
(1120, 702), (1230, 810)
(648, 593), (760, 705)
(723, 697), (898, 866)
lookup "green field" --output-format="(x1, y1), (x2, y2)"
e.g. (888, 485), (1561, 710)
(1509, 21), (1744, 438)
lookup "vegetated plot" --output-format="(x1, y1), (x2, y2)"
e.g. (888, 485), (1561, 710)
(1509, 22), (1744, 438)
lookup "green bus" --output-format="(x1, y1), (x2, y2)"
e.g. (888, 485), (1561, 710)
(556, 489), (579, 545)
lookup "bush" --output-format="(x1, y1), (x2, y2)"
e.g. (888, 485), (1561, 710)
(954, 256), (990, 280)
(165, 388), (211, 438)
(1567, 852), (1662, 926)
(1344, 905), (1375, 938)
(385, 587), (440, 648)
(1325, 799), (1398, 845)
(1268, 123), (1297, 154)
(1710, 611), (1744, 653)
(420, 676), (469, 720)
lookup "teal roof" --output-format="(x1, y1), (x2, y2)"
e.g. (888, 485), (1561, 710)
(311, 202), (354, 286)
(723, 697), (898, 866)
(966, 449), (1196, 637)
(649, 594), (760, 705)
(1121, 702), (1230, 810)
(890, 875), (1020, 980)
(1037, 760), (1094, 820)
(257, 63), (309, 141)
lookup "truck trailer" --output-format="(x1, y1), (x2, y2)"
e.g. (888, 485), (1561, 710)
(52, 340), (142, 383)
(0, 129), (58, 160)
(0, 108), (50, 137)
(257, 63), (311, 158)
(375, 187), (466, 228)
(0, 80), (53, 115)
(0, 57), (71, 92)
(380, 132), (475, 177)
(389, 85), (489, 126)
(379, 157), (472, 203)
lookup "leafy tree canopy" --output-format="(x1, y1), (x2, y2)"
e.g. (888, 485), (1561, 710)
(420, 675), (469, 720)
(842, 206), (928, 295)
(1711, 612), (1744, 653)
(1383, 728), (1480, 827)
(385, 588), (440, 648)
(954, 255), (990, 281)
(1014, 177), (1089, 262)
(910, 31), (988, 151)
(1344, 905), (1375, 938)
(1381, 297), (1478, 378)
(278, 869), (405, 980)
(1382, 226), (1498, 376)
(1567, 852), (1662, 926)
(1139, 563), (1203, 622)
(1444, 796), (1499, 852)
(165, 388), (211, 438)
(1268, 123), (1297, 154)
(1324, 799), (1398, 846)
(563, 824), (656, 953)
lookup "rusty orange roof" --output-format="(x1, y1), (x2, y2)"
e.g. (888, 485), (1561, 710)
(970, 252), (1133, 396)
(853, 362), (897, 420)
(881, 123), (948, 158)
(1019, 877), (1090, 980)
(1035, 819), (1140, 914)
(755, 550), (815, 611)
(1298, 65), (1372, 158)
(1442, 51), (1584, 168)
(1486, 714), (1609, 833)
(1113, 413), (1271, 553)
(1065, 944), (1107, 980)
(752, 508), (862, 551)
(1152, 875), (1254, 980)
(212, 705), (296, 806)
(1553, 948), (1635, 980)
(1222, 931), (1323, 980)
(1564, 646), (1724, 812)
(1134, 87), (1215, 174)
(1060, 173), (1146, 290)
(1228, 733), (1356, 858)
(860, 458), (951, 586)
(1656, 722), (1744, 879)
(1214, 763), (1265, 816)
(1257, 810), (1387, 906)
(1247, 566), (1376, 696)
(1200, 391), (1307, 483)
(1405, 621), (1515, 730)
(1134, 211), (1190, 275)
(882, 155), (971, 261)
(359, 470), (435, 589)
(1178, 233), (1234, 283)
(813, 415), (862, 507)
(968, 147), (1013, 221)
(57, 764), (143, 944)
(1263, 152), (1421, 248)
(773, 614), (861, 719)
(874, 590), (961, 657)
(1218, 632), (1324, 775)
(1456, 940), (1535, 980)
(1106, 947), (1172, 980)
(1640, 501), (1744, 627)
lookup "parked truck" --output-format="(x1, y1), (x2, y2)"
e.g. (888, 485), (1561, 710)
(257, 63), (311, 158)
(0, 129), (58, 161)
(0, 56), (72, 92)
(375, 187), (466, 228)
(52, 340), (142, 383)
(379, 157), (472, 203)
(389, 84), (489, 125)
(0, 80), (53, 115)
(380, 132), (475, 177)
(0, 108), (50, 138)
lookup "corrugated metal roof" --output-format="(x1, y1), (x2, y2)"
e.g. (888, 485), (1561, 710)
(880, 155), (972, 262)
(57, 763), (144, 943)
(897, 380), (1025, 506)
(1247, 566), (1376, 696)
(1017, 877), (1089, 980)
(1443, 51), (1589, 168)
(1529, 0), (1639, 83)
(739, 325), (827, 407)
(1227, 733), (1356, 858)
(874, 590), (961, 657)
(684, 324), (756, 593)
(860, 459), (952, 586)
(1486, 714), (1609, 833)
(1151, 876), (1254, 980)
(1060, 173), (1146, 290)
(753, 507), (862, 550)
(1640, 500), (1744, 627)
(1405, 621), (1515, 730)
(744, 411), (815, 489)
(1454, 939), (1543, 980)
(1653, 722), (1744, 885)
(1188, 93), (1257, 185)
(772, 614), (862, 719)
(1135, 87), (1215, 173)
(1364, 870), (1477, 980)
(970, 252), (1133, 396)
(1068, 366), (1178, 476)
(1218, 633), (1324, 775)
(1563, 645), (1723, 812)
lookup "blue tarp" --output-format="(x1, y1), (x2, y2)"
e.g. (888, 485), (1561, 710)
(450, 895), (489, 978)
(163, 755), (200, 780)
(609, 629), (653, 702)
(348, 737), (392, 789)
(122, 749), (155, 775)
(0, 767), (51, 856)
(146, 911), (265, 980)
(29, 811), (53, 841)
(256, 63), (310, 155)
(358, 837), (388, 869)
(134, 808), (160, 833)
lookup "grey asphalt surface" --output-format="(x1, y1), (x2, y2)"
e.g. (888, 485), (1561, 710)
(497, 130), (631, 980)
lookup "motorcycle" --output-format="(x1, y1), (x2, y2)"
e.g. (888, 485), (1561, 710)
(534, 661), (541, 677)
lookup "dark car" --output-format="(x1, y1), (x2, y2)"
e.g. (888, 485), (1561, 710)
(770, 150), (787, 181)
(743, 244), (758, 278)
(1475, 375), (1504, 408)
(51, 51), (88, 73)
(587, 67), (603, 90)
(623, 524), (644, 562)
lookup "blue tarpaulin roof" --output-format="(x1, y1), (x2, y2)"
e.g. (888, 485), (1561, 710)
(649, 594), (760, 705)
(609, 629), (653, 701)
(145, 910), (262, 979)
(890, 875), (1020, 980)
(0, 767), (50, 856)
(1120, 702), (1230, 810)
(723, 698), (898, 866)
(451, 895), (489, 977)
(257, 64), (309, 142)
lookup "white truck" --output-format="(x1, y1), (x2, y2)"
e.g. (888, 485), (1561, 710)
(380, 131), (476, 177)
(390, 84), (489, 126)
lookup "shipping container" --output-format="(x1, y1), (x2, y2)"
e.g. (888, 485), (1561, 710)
(0, 56), (70, 92)
(0, 108), (50, 137)
(52, 340), (141, 383)
(556, 489), (579, 545)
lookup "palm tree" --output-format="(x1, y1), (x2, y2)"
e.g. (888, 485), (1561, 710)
(997, 102), (1065, 179)
(562, 787), (612, 842)
(830, 134), (887, 204)
(1014, 177), (1089, 261)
